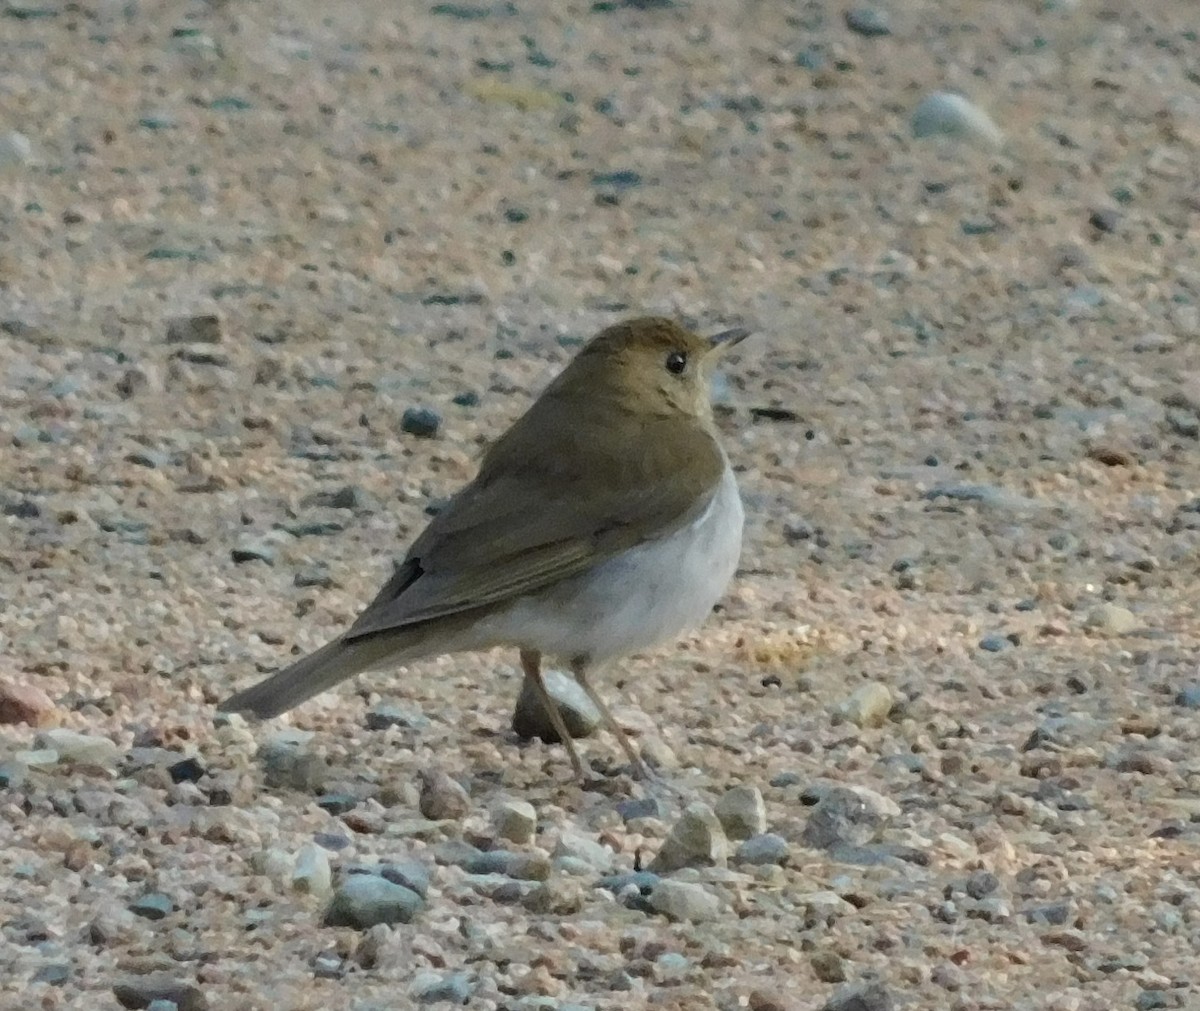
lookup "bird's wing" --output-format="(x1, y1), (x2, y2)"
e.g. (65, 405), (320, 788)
(343, 400), (725, 641)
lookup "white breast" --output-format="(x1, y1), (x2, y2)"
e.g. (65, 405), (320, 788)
(482, 464), (744, 664)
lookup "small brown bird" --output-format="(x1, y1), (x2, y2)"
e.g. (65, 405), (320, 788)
(220, 317), (749, 782)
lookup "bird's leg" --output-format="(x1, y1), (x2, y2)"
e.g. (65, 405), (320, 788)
(569, 658), (655, 782)
(520, 648), (587, 783)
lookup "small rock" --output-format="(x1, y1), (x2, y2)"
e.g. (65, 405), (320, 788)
(113, 974), (207, 1011)
(822, 981), (895, 1011)
(978, 634), (1010, 653)
(33, 729), (118, 766)
(374, 860), (432, 897)
(911, 92), (1004, 149)
(401, 407), (441, 438)
(0, 681), (56, 726)
(647, 879), (721, 921)
(128, 893), (174, 921)
(615, 795), (667, 821)
(511, 668), (600, 742)
(1088, 208), (1121, 233)
(750, 988), (801, 1011)
(0, 130), (34, 167)
(1174, 685), (1200, 709)
(364, 703), (429, 731)
(231, 534), (282, 566)
(325, 874), (424, 928)
(837, 682), (893, 729)
(294, 564), (334, 589)
(33, 963), (70, 986)
(292, 843), (332, 896)
(409, 970), (474, 1005)
(1085, 603), (1138, 634)
(714, 784), (767, 839)
(553, 830), (616, 873)
(965, 869), (1000, 899)
(801, 785), (896, 851)
(844, 7), (890, 37)
(811, 951), (847, 983)
(463, 850), (551, 881)
(258, 731), (329, 793)
(0, 760), (28, 789)
(493, 799), (538, 844)
(301, 484), (373, 510)
(649, 802), (728, 873)
(165, 314), (222, 344)
(418, 769), (470, 821)
(734, 833), (791, 866)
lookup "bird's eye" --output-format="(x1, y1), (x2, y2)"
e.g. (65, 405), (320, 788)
(665, 350), (688, 375)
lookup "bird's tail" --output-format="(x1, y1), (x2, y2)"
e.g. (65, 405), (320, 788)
(218, 633), (408, 719)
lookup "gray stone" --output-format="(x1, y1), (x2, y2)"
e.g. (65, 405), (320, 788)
(418, 769), (470, 821)
(33, 963), (70, 985)
(912, 92), (1004, 149)
(493, 799), (537, 844)
(822, 981), (895, 1011)
(715, 784), (767, 839)
(325, 874), (424, 929)
(292, 843), (332, 896)
(978, 634), (1010, 653)
(364, 703), (429, 731)
(647, 879), (720, 921)
(734, 833), (791, 866)
(811, 951), (847, 983)
(801, 785), (896, 851)
(553, 829), (616, 872)
(844, 7), (890, 37)
(258, 731), (329, 793)
(376, 860), (432, 897)
(1174, 685), (1200, 709)
(965, 869), (999, 899)
(409, 970), (474, 1004)
(837, 683), (892, 729)
(128, 893), (174, 920)
(463, 850), (551, 881)
(231, 533), (287, 565)
(649, 802), (728, 873)
(1085, 603), (1138, 634)
(511, 668), (600, 742)
(33, 729), (119, 767)
(165, 314), (222, 344)
(113, 974), (207, 1011)
(0, 130), (33, 167)
(401, 407), (441, 438)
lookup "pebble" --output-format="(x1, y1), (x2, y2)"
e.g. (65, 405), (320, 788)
(0, 130), (33, 166)
(165, 314), (222, 344)
(375, 859), (431, 897)
(409, 970), (474, 1004)
(844, 7), (890, 37)
(1084, 603), (1138, 634)
(554, 829), (616, 872)
(364, 703), (429, 730)
(647, 879), (721, 921)
(965, 869), (1000, 899)
(714, 784), (767, 840)
(649, 802), (728, 873)
(112, 975), (207, 1011)
(0, 680), (56, 726)
(33, 729), (119, 766)
(401, 406), (441, 438)
(978, 634), (1010, 653)
(837, 682), (893, 729)
(1174, 685), (1200, 709)
(292, 842), (332, 896)
(493, 799), (538, 844)
(734, 833), (791, 866)
(258, 731), (329, 793)
(615, 795), (667, 821)
(911, 91), (1004, 149)
(822, 980), (896, 1011)
(324, 874), (424, 928)
(33, 963), (70, 985)
(128, 893), (174, 921)
(749, 988), (802, 1011)
(418, 769), (470, 820)
(511, 668), (600, 742)
(0, 760), (27, 789)
(811, 951), (848, 983)
(801, 786), (895, 851)
(464, 850), (551, 881)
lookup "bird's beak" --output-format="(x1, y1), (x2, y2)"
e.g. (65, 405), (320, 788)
(708, 327), (752, 355)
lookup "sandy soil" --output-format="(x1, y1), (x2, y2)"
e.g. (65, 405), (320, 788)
(2, 1), (1200, 1009)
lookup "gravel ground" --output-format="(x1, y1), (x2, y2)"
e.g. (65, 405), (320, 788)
(2, 1), (1200, 1009)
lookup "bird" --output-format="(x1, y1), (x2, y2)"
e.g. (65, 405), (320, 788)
(219, 316), (750, 782)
